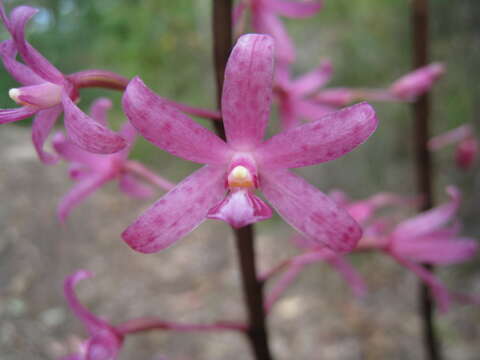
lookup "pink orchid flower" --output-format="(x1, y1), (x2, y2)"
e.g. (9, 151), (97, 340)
(358, 187), (478, 311)
(274, 60), (336, 129)
(62, 270), (124, 360)
(0, 2), (132, 161)
(54, 98), (174, 222)
(234, 0), (323, 64)
(275, 61), (444, 129)
(429, 124), (478, 170)
(121, 34), (378, 254)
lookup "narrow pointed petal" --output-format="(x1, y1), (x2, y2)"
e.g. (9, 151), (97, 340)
(261, 169), (362, 252)
(233, 1), (247, 26)
(265, 264), (304, 311)
(256, 102), (377, 169)
(62, 93), (127, 154)
(52, 132), (100, 167)
(9, 6), (65, 84)
(392, 255), (452, 312)
(393, 186), (460, 240)
(207, 190), (272, 228)
(266, 0), (323, 18)
(64, 270), (110, 333)
(314, 88), (357, 107)
(393, 237), (478, 265)
(0, 105), (37, 124)
(32, 105), (62, 164)
(222, 34), (274, 149)
(428, 124), (472, 150)
(119, 174), (154, 199)
(389, 63), (445, 101)
(296, 99), (335, 122)
(122, 166), (226, 254)
(57, 175), (109, 222)
(255, 12), (295, 64)
(0, 39), (43, 85)
(89, 98), (112, 126)
(122, 77), (231, 165)
(291, 60), (332, 96)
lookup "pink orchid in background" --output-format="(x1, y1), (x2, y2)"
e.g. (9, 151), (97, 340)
(274, 60), (336, 130)
(429, 124), (478, 170)
(274, 61), (444, 129)
(0, 2), (132, 161)
(264, 243), (368, 311)
(54, 98), (174, 222)
(121, 34), (378, 254)
(313, 63), (445, 107)
(234, 0), (323, 64)
(356, 186), (479, 311)
(62, 270), (124, 360)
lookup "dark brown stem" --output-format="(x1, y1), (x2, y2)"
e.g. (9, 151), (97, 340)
(212, 2), (273, 359)
(411, 1), (442, 359)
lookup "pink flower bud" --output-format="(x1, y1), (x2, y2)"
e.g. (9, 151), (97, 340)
(455, 137), (478, 170)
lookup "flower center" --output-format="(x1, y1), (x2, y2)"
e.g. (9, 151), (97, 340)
(228, 165), (255, 188)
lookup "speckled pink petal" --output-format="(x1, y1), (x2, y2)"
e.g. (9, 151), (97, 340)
(392, 236), (478, 265)
(57, 174), (109, 222)
(222, 34), (274, 150)
(253, 12), (295, 63)
(291, 60), (332, 96)
(122, 165), (226, 254)
(122, 77), (231, 165)
(62, 93), (127, 154)
(256, 102), (377, 169)
(32, 105), (62, 164)
(207, 190), (272, 228)
(389, 63), (445, 101)
(295, 99), (335, 122)
(0, 105), (37, 124)
(266, 0), (323, 18)
(393, 186), (460, 241)
(261, 169), (362, 252)
(89, 98), (112, 126)
(9, 6), (65, 84)
(119, 173), (154, 199)
(0, 39), (43, 85)
(52, 132), (100, 167)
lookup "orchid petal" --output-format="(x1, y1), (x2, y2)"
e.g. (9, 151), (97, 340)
(233, 1), (247, 26)
(291, 60), (332, 96)
(393, 186), (460, 241)
(0, 39), (43, 85)
(119, 174), (154, 199)
(266, 0), (323, 18)
(52, 132), (100, 167)
(9, 6), (65, 84)
(64, 270), (110, 334)
(122, 77), (231, 165)
(324, 252), (368, 298)
(253, 12), (295, 63)
(32, 105), (62, 164)
(57, 174), (109, 222)
(89, 98), (112, 126)
(0, 105), (37, 124)
(261, 169), (362, 252)
(222, 34), (274, 149)
(392, 237), (478, 265)
(122, 165), (226, 254)
(256, 102), (377, 169)
(392, 255), (452, 312)
(62, 93), (127, 154)
(295, 99), (335, 122)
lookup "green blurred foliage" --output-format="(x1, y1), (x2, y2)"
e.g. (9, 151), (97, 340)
(0, 0), (478, 221)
